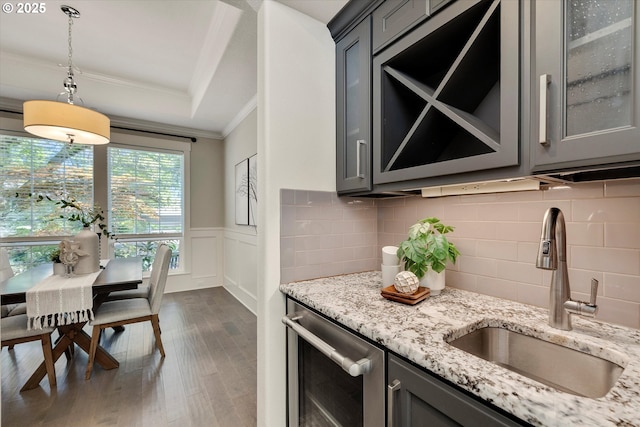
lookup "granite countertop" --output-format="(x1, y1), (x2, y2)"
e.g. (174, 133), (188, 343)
(280, 272), (640, 427)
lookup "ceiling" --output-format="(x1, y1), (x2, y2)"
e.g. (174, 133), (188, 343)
(0, 0), (347, 139)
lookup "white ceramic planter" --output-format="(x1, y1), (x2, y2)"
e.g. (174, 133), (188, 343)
(421, 269), (445, 295)
(52, 262), (65, 275)
(73, 227), (100, 274)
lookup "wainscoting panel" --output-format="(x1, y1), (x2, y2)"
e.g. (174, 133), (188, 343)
(165, 228), (224, 294)
(224, 228), (258, 314)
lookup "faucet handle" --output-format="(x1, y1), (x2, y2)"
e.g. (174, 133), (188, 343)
(564, 278), (599, 318)
(589, 278), (599, 306)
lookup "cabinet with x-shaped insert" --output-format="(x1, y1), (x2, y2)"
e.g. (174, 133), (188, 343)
(373, 0), (520, 187)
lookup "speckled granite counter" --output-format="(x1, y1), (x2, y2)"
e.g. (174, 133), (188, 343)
(280, 272), (640, 427)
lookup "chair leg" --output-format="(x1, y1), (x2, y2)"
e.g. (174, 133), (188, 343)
(150, 314), (165, 357)
(40, 333), (56, 387)
(85, 326), (102, 380)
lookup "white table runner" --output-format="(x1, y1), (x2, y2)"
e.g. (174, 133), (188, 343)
(26, 260), (110, 329)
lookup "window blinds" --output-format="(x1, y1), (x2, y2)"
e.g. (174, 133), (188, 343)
(0, 135), (93, 238)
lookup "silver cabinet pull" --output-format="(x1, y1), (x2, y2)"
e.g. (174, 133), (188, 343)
(387, 379), (401, 427)
(282, 313), (372, 377)
(539, 74), (551, 145)
(356, 139), (366, 178)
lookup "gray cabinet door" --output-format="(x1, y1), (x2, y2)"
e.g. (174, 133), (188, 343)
(373, 0), (520, 186)
(388, 355), (524, 426)
(336, 17), (373, 194)
(372, 0), (455, 53)
(531, 0), (640, 173)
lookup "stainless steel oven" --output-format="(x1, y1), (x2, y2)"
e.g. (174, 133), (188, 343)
(283, 298), (385, 427)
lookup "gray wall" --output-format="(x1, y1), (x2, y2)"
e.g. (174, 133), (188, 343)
(191, 136), (225, 228)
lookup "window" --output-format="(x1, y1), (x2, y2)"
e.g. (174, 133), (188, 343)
(0, 119), (189, 274)
(108, 145), (184, 271)
(0, 134), (93, 272)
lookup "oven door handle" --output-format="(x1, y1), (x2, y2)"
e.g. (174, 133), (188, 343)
(282, 314), (373, 377)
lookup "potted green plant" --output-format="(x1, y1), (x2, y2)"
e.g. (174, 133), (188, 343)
(397, 217), (460, 295)
(16, 192), (116, 274)
(50, 247), (65, 275)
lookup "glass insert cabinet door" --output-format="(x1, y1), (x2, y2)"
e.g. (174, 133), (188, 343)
(532, 0), (640, 172)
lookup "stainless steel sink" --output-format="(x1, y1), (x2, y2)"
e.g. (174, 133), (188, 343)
(447, 327), (624, 398)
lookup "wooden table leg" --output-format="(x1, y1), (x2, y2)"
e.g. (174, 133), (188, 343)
(20, 333), (72, 391)
(20, 324), (120, 391)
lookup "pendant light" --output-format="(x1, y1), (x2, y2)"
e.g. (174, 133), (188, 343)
(23, 5), (110, 145)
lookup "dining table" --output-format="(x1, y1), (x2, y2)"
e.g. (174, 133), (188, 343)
(0, 257), (142, 391)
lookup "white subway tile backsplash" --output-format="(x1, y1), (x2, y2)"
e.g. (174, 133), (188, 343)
(477, 240), (519, 261)
(496, 260), (542, 285)
(543, 182), (603, 200)
(476, 203), (519, 222)
(281, 184), (640, 329)
(591, 297), (640, 328)
(515, 283), (549, 308)
(517, 242), (539, 263)
(605, 223), (640, 249)
(605, 178), (640, 197)
(566, 222), (604, 247)
(573, 198), (640, 223)
(458, 255), (497, 277)
(567, 269), (604, 295)
(571, 246), (639, 276)
(445, 270), (478, 292)
(495, 222), (540, 243)
(604, 273), (640, 303)
(476, 277), (518, 301)
(517, 200), (572, 222)
(451, 221), (498, 240)
(443, 203), (479, 221)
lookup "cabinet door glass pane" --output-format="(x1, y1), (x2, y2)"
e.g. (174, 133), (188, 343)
(345, 41), (360, 178)
(565, 0), (634, 137)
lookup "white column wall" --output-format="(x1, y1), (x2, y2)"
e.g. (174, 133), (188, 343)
(257, 1), (336, 425)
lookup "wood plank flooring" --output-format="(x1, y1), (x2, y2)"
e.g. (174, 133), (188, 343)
(1, 287), (257, 427)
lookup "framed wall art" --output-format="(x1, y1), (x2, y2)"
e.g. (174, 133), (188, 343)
(235, 154), (257, 227)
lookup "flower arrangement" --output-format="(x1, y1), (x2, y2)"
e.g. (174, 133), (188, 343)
(397, 217), (460, 278)
(16, 193), (115, 239)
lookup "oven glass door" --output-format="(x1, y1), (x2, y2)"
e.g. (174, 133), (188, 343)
(298, 337), (363, 426)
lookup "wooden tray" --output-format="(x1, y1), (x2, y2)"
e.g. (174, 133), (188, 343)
(381, 285), (429, 305)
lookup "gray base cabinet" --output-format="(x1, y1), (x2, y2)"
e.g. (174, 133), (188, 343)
(387, 355), (525, 427)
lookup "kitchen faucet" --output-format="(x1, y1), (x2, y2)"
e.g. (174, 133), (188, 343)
(536, 207), (598, 330)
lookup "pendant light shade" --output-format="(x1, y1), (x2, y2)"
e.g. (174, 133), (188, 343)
(23, 100), (110, 145)
(23, 5), (110, 145)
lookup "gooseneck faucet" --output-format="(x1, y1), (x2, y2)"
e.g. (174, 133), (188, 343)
(536, 207), (598, 330)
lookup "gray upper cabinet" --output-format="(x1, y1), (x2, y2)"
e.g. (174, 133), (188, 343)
(372, 0), (454, 53)
(373, 0), (521, 186)
(336, 16), (373, 194)
(531, 0), (640, 174)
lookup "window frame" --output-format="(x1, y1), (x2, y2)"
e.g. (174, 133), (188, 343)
(0, 114), (191, 275)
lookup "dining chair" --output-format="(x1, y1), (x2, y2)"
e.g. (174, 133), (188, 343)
(84, 244), (171, 380)
(1, 247), (28, 352)
(1, 314), (57, 390)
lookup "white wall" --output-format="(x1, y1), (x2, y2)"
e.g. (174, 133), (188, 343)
(257, 1), (336, 425)
(224, 107), (258, 313)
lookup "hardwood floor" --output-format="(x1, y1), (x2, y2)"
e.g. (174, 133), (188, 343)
(1, 287), (257, 427)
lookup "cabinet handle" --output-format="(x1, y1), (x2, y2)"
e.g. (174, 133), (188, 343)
(539, 74), (551, 145)
(387, 379), (401, 427)
(356, 139), (366, 178)
(282, 314), (372, 377)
